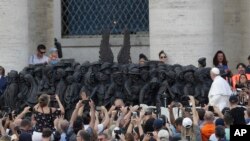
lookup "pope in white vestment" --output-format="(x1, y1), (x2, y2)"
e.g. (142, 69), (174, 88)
(208, 68), (232, 111)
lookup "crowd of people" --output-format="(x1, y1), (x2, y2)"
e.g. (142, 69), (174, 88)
(0, 45), (250, 141)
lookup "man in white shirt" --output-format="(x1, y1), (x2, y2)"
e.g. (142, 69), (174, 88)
(29, 44), (49, 65)
(208, 67), (232, 111)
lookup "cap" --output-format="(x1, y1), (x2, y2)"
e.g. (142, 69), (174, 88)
(182, 117), (192, 128)
(158, 129), (169, 141)
(153, 119), (164, 130)
(229, 95), (238, 103)
(211, 67), (220, 75)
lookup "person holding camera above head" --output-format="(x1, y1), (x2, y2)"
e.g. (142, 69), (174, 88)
(179, 96), (201, 141)
(32, 94), (65, 141)
(67, 99), (95, 141)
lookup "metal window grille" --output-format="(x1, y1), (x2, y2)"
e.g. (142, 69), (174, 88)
(61, 0), (149, 36)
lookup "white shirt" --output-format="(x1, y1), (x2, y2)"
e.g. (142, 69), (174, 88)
(29, 54), (49, 65)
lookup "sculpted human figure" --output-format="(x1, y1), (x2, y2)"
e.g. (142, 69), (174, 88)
(183, 68), (197, 99)
(16, 71), (29, 110)
(2, 70), (19, 109)
(124, 67), (143, 105)
(194, 68), (212, 105)
(24, 73), (39, 106)
(39, 65), (55, 95)
(105, 71), (126, 106)
(64, 75), (80, 119)
(34, 66), (43, 86)
(139, 77), (160, 105)
(55, 68), (66, 105)
(80, 61), (90, 85)
(91, 71), (109, 106)
(157, 70), (176, 106)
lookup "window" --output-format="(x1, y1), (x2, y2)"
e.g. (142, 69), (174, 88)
(61, 0), (149, 37)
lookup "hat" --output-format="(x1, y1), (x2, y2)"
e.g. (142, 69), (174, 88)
(153, 119), (164, 130)
(229, 95), (238, 103)
(182, 117), (192, 128)
(198, 57), (206, 67)
(211, 67), (220, 75)
(158, 129), (169, 141)
(215, 118), (225, 126)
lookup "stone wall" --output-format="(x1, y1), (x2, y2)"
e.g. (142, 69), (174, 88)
(1, 0), (249, 72)
(149, 0), (249, 73)
(0, 0), (29, 72)
(27, 0), (54, 57)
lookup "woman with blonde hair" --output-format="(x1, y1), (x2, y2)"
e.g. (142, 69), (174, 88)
(180, 96), (201, 141)
(32, 94), (64, 141)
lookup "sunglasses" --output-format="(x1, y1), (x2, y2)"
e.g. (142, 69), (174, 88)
(160, 56), (167, 59)
(39, 51), (46, 54)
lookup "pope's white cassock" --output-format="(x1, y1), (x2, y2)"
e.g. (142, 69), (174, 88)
(208, 75), (232, 111)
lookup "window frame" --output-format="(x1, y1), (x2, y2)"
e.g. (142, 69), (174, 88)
(53, 0), (149, 47)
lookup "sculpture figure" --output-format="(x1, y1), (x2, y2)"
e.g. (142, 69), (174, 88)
(139, 77), (160, 105)
(105, 71), (126, 106)
(39, 65), (55, 95)
(2, 70), (19, 109)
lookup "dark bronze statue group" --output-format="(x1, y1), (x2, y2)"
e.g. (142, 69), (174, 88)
(0, 30), (213, 118)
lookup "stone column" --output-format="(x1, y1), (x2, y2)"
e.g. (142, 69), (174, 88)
(0, 0), (29, 72)
(28, 0), (54, 55)
(149, 0), (224, 67)
(240, 0), (250, 64)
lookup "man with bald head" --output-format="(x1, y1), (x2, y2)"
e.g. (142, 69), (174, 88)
(208, 67), (232, 111)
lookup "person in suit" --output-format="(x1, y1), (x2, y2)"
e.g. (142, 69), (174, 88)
(0, 66), (7, 96)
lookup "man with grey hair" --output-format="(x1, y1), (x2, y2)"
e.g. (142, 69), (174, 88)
(208, 67), (232, 111)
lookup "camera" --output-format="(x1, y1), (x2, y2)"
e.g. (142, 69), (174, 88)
(82, 100), (90, 105)
(132, 112), (137, 118)
(208, 106), (214, 112)
(147, 132), (153, 136)
(114, 129), (121, 139)
(29, 107), (33, 112)
(95, 106), (101, 111)
(173, 101), (180, 107)
(115, 107), (121, 111)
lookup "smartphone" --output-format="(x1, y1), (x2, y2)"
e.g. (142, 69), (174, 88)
(208, 106), (214, 112)
(95, 106), (101, 111)
(29, 107), (33, 112)
(147, 132), (153, 136)
(237, 88), (243, 92)
(132, 112), (137, 118)
(82, 100), (90, 105)
(115, 107), (121, 111)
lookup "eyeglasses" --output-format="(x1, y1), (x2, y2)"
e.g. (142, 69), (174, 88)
(160, 56), (167, 59)
(40, 51), (46, 54)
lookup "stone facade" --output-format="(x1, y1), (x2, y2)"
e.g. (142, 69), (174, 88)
(150, 0), (250, 72)
(0, 0), (250, 72)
